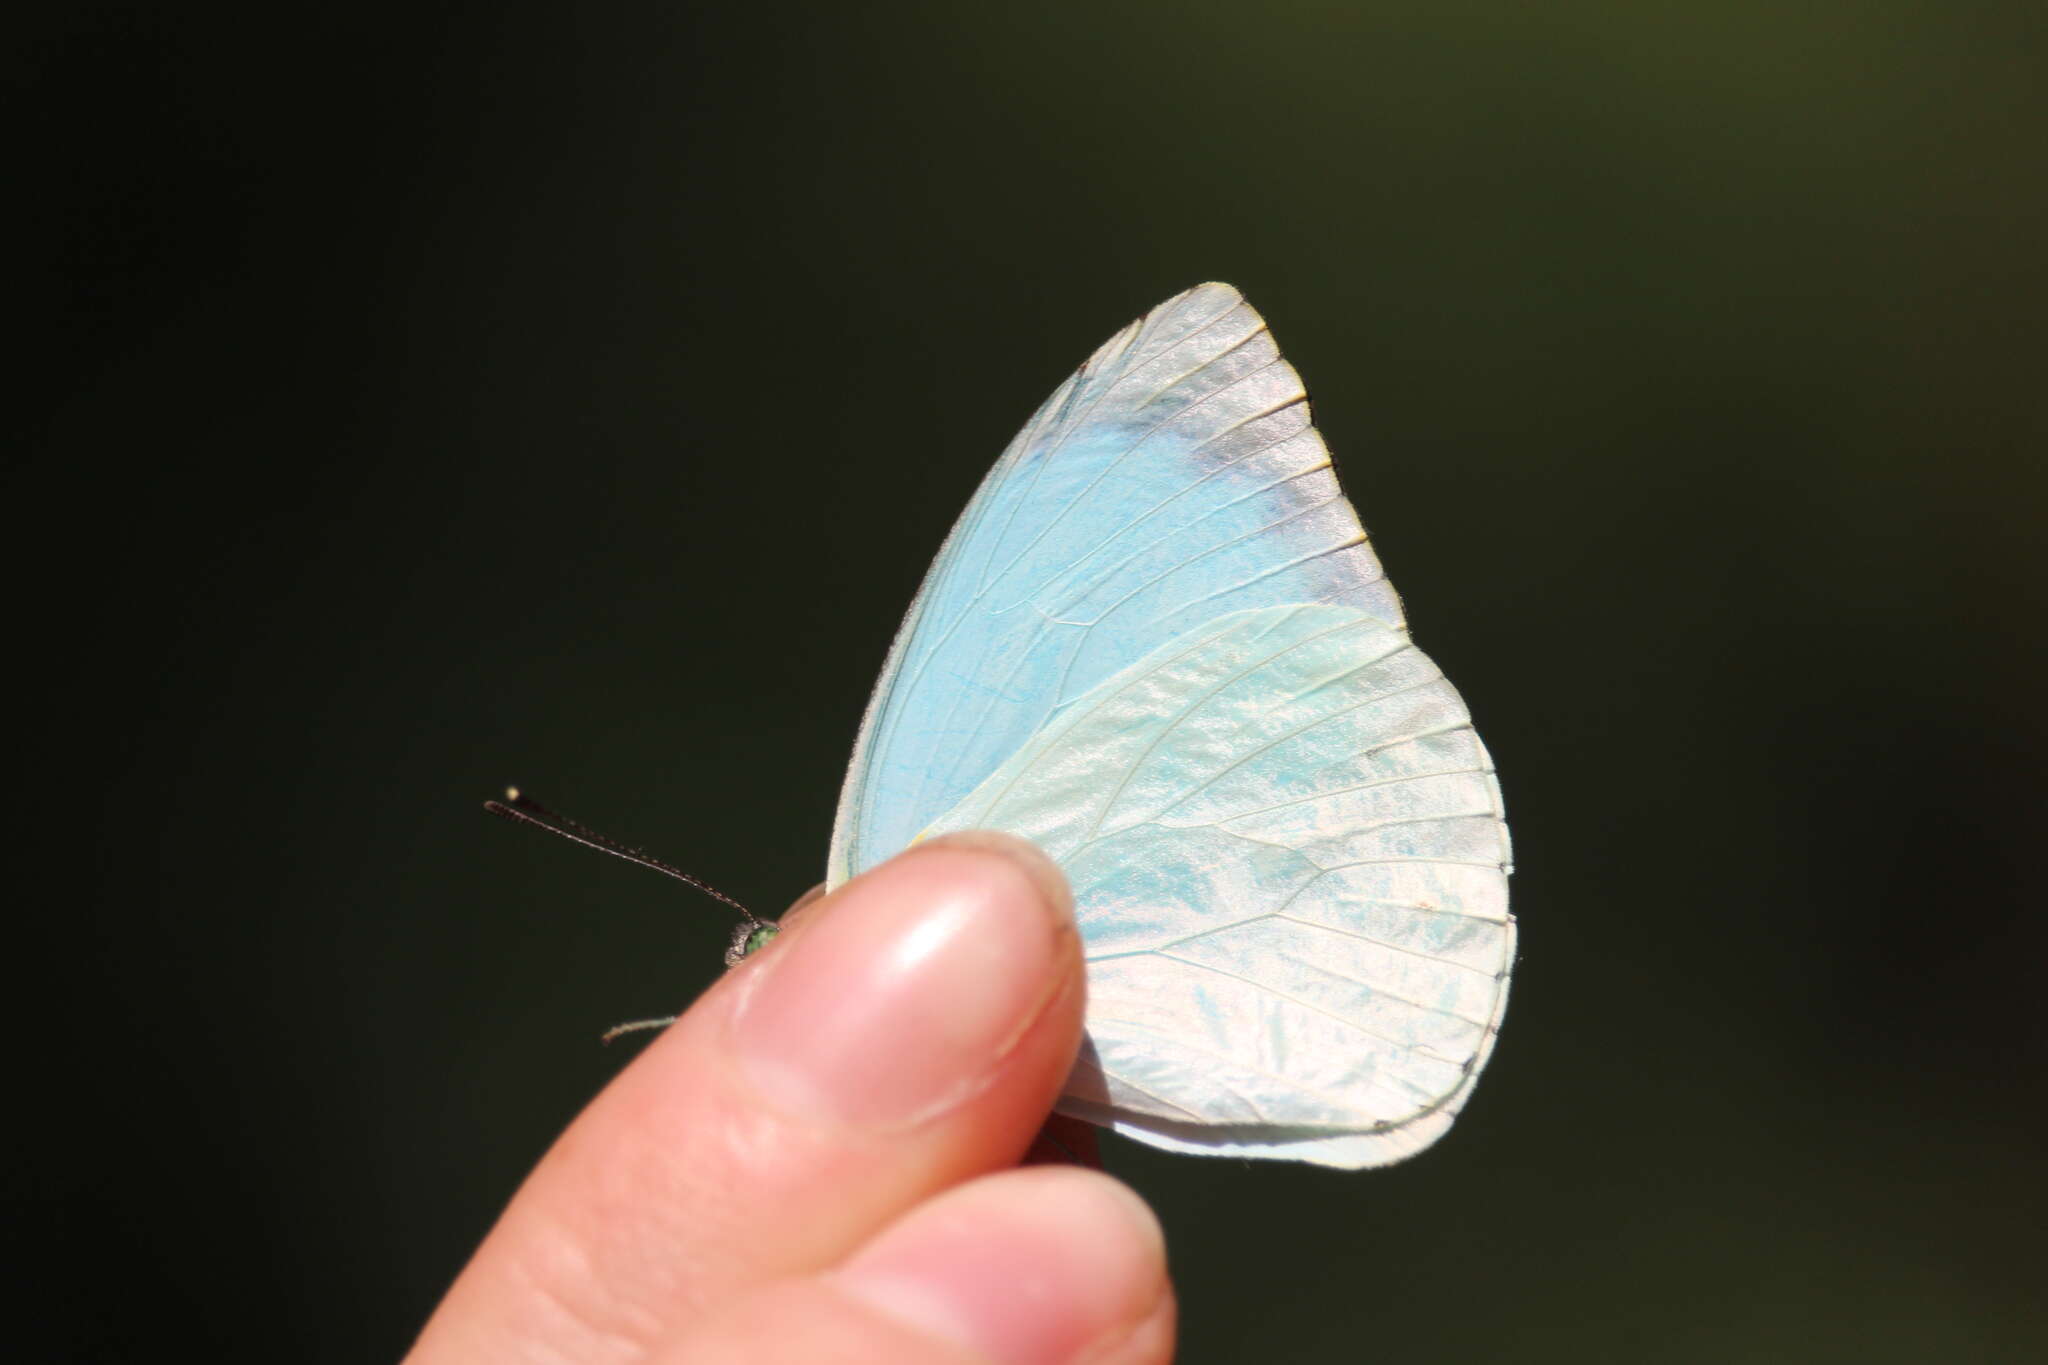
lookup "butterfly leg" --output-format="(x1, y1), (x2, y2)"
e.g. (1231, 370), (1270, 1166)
(600, 1015), (678, 1044)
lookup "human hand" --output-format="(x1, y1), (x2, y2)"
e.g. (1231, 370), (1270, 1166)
(406, 832), (1176, 1363)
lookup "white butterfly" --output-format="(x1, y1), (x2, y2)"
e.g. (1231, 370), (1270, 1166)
(827, 284), (1513, 1168)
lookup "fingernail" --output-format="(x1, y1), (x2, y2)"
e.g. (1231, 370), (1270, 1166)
(731, 835), (1072, 1128)
(832, 1169), (1167, 1365)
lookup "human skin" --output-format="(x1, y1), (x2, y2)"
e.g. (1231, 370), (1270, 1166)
(405, 832), (1177, 1364)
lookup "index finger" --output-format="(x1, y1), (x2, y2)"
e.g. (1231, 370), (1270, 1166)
(408, 833), (1085, 1363)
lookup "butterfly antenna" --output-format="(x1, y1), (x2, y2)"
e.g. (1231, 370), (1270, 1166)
(484, 788), (765, 926)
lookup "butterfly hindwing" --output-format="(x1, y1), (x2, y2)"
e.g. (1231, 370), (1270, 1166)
(916, 604), (1512, 1168)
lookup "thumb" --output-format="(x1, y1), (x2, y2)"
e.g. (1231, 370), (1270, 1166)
(658, 1167), (1174, 1365)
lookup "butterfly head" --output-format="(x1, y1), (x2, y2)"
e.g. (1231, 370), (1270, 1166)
(725, 919), (781, 968)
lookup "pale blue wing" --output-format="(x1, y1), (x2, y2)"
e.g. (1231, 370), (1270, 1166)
(916, 604), (1513, 1168)
(824, 284), (1513, 1167)
(828, 284), (1405, 886)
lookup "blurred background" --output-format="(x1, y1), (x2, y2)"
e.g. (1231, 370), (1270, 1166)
(30, 2), (2045, 1359)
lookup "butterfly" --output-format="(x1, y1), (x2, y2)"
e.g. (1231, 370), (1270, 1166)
(822, 283), (1512, 1168)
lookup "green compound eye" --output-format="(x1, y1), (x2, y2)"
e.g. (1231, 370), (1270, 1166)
(725, 919), (781, 968)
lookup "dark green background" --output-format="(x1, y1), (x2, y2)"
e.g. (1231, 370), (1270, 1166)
(35, 3), (2045, 1360)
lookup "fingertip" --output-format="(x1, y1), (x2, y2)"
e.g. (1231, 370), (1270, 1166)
(772, 881), (828, 933)
(727, 837), (1081, 1131)
(829, 1168), (1170, 1365)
